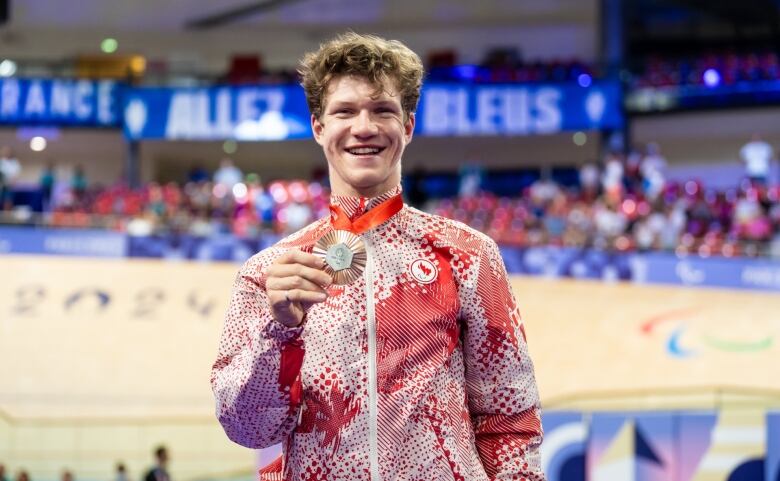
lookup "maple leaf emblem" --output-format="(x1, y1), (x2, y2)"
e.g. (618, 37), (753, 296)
(417, 262), (432, 277)
(298, 383), (361, 452)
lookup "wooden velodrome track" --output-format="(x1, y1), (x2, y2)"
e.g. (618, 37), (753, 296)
(1, 255), (778, 478)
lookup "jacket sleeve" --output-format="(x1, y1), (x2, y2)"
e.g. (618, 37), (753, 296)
(460, 237), (545, 481)
(211, 253), (305, 448)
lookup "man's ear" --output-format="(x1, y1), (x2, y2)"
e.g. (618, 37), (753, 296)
(311, 114), (324, 146)
(404, 112), (415, 143)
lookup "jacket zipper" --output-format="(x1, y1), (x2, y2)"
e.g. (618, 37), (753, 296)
(364, 237), (380, 481)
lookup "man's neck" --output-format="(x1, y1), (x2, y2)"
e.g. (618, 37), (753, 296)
(330, 184), (402, 219)
(330, 184), (392, 199)
(331, 184), (400, 200)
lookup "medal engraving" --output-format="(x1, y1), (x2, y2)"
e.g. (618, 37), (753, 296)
(326, 243), (353, 271)
(313, 230), (367, 285)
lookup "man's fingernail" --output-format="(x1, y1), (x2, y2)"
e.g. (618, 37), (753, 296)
(317, 292), (328, 301)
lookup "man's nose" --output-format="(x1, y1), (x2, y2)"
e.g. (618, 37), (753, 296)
(352, 110), (379, 137)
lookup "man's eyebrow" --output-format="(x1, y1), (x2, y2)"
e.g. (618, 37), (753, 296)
(326, 100), (356, 110)
(326, 99), (400, 110)
(371, 100), (401, 109)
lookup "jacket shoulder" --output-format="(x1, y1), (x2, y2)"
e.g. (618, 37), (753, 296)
(405, 206), (496, 253)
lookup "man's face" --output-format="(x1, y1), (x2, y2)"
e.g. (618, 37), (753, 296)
(312, 75), (414, 197)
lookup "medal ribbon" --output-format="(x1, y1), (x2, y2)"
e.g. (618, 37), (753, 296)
(329, 194), (403, 234)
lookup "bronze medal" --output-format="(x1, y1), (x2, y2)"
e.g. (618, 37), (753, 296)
(313, 230), (367, 285)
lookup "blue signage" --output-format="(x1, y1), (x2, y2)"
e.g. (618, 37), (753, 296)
(126, 233), (281, 262)
(0, 78), (622, 137)
(122, 85), (312, 140)
(0, 226), (127, 257)
(2, 225), (778, 292)
(121, 81), (623, 140)
(629, 252), (780, 292)
(0, 78), (120, 126)
(417, 82), (623, 136)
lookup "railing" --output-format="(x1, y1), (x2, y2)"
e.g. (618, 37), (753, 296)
(2, 210), (776, 259)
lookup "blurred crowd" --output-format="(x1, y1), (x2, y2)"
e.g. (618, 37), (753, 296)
(42, 159), (331, 239)
(1, 138), (778, 258)
(426, 54), (594, 84)
(221, 49), (597, 86)
(223, 48), (780, 89)
(635, 49), (780, 88)
(429, 138), (779, 258)
(430, 168), (780, 259)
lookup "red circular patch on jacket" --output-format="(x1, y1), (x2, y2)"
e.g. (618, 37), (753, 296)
(409, 259), (438, 284)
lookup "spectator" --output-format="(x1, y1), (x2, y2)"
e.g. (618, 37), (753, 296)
(405, 165), (428, 207)
(0, 463), (7, 481)
(15, 471), (30, 481)
(187, 163), (209, 183)
(640, 142), (668, 199)
(0, 146), (21, 210)
(144, 445), (170, 481)
(739, 133), (775, 185)
(458, 163), (484, 197)
(625, 148), (644, 192)
(593, 198), (628, 248)
(213, 157), (243, 190)
(246, 174), (274, 228)
(578, 161), (600, 201)
(61, 471), (73, 481)
(71, 165), (88, 202)
(282, 200), (313, 233)
(734, 189), (772, 242)
(40, 161), (56, 211)
(601, 151), (625, 201)
(115, 463), (128, 481)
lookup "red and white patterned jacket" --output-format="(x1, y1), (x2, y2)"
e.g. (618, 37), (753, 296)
(211, 187), (545, 481)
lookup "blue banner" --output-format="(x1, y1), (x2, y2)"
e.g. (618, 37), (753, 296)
(121, 81), (623, 140)
(629, 251), (780, 292)
(126, 233), (280, 262)
(540, 410), (775, 481)
(499, 245), (634, 281)
(4, 226), (777, 292)
(122, 85), (312, 140)
(416, 82), (623, 136)
(0, 226), (127, 257)
(0, 78), (120, 126)
(541, 412), (586, 481)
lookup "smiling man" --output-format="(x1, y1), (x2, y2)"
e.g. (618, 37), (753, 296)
(211, 32), (545, 481)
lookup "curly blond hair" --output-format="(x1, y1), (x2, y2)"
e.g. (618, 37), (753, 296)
(298, 32), (424, 121)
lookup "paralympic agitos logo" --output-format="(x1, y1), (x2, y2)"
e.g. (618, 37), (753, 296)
(640, 307), (773, 358)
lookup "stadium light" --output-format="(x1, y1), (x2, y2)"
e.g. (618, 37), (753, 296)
(30, 136), (47, 151)
(101, 38), (118, 54)
(703, 68), (720, 87)
(0, 59), (17, 77)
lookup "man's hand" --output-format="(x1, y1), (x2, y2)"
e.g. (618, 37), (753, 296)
(265, 250), (332, 327)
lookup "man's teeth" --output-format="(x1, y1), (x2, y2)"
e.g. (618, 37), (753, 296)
(348, 147), (381, 155)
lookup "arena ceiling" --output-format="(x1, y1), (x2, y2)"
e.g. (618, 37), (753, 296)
(9, 0), (596, 31)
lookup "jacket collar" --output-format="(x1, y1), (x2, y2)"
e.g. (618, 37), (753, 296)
(329, 185), (403, 221)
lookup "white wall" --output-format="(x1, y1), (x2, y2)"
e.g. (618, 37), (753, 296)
(632, 107), (780, 188)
